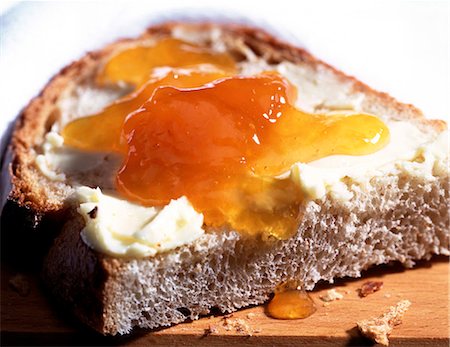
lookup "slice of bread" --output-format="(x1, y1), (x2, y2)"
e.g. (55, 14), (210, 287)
(1, 22), (449, 335)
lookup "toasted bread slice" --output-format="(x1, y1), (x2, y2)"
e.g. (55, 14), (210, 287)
(1, 23), (449, 335)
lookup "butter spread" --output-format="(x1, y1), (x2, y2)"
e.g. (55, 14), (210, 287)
(35, 131), (121, 188)
(35, 132), (66, 181)
(77, 187), (204, 257)
(397, 130), (449, 178)
(289, 122), (449, 201)
(276, 62), (366, 113)
(239, 60), (365, 113)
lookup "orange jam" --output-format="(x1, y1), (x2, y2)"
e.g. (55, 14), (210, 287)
(63, 40), (390, 239)
(96, 38), (236, 86)
(267, 290), (316, 319)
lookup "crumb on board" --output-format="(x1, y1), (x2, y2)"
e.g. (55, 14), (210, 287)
(359, 281), (383, 297)
(222, 316), (255, 336)
(203, 324), (219, 336)
(357, 300), (411, 346)
(203, 312), (261, 337)
(384, 293), (391, 298)
(320, 289), (343, 302)
(8, 274), (30, 296)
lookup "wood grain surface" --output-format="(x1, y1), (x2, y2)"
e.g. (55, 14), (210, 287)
(1, 256), (448, 346)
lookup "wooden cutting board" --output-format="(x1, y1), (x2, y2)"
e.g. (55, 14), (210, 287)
(1, 256), (448, 346)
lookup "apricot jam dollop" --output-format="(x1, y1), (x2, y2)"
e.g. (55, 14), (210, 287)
(114, 73), (389, 237)
(62, 41), (390, 239)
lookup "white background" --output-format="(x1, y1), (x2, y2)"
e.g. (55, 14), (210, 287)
(1, 0), (449, 147)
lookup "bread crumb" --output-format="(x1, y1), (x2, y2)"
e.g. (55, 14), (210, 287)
(246, 312), (256, 319)
(203, 324), (218, 336)
(384, 293), (392, 298)
(9, 274), (30, 296)
(357, 300), (411, 346)
(322, 302), (330, 307)
(222, 317), (253, 336)
(320, 289), (343, 302)
(344, 290), (350, 295)
(359, 281), (383, 297)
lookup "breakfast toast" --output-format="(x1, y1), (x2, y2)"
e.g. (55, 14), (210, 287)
(1, 22), (448, 335)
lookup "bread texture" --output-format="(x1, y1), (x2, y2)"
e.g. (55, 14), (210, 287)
(1, 22), (449, 335)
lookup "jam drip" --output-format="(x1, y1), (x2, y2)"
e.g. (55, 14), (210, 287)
(266, 280), (316, 320)
(62, 39), (390, 239)
(267, 290), (316, 319)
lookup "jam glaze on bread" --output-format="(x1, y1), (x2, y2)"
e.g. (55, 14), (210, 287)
(1, 22), (449, 334)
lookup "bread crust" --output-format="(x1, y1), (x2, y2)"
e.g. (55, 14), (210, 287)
(2, 22), (448, 335)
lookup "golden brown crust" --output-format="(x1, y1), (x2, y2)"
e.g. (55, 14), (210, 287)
(8, 48), (107, 212)
(3, 21), (447, 229)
